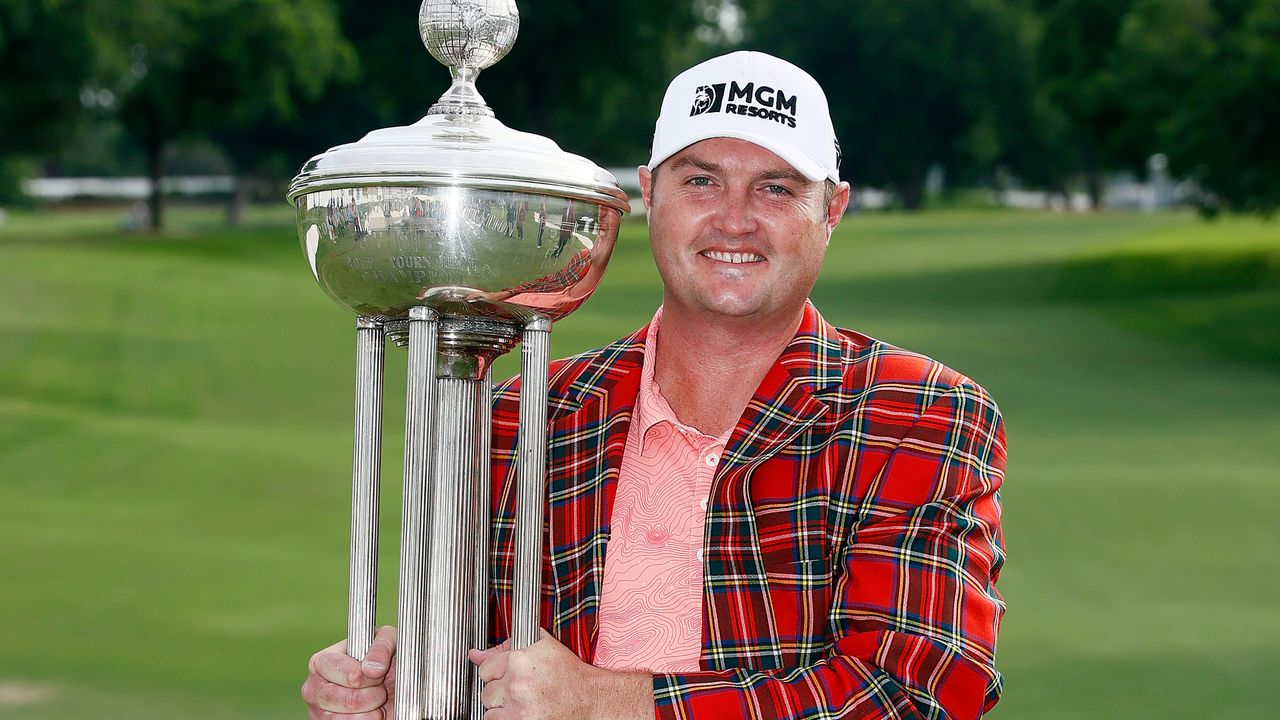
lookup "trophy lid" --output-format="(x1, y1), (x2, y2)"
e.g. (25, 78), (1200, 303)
(287, 0), (630, 214)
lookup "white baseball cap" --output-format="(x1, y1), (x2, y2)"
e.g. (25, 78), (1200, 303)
(647, 51), (840, 183)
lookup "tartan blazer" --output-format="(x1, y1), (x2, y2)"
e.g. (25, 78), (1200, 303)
(488, 302), (1006, 719)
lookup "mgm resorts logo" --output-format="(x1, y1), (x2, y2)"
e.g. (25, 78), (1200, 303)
(690, 81), (798, 128)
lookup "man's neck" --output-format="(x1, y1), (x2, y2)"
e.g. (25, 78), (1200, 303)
(651, 303), (804, 437)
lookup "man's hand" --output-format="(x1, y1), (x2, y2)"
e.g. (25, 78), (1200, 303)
(468, 630), (653, 720)
(301, 626), (397, 719)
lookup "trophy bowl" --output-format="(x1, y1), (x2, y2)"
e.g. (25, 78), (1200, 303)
(294, 183), (622, 324)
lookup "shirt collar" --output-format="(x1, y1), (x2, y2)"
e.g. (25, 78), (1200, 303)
(635, 306), (731, 451)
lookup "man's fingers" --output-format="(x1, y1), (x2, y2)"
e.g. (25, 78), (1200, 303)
(467, 638), (510, 667)
(474, 650), (509, 683)
(311, 646), (383, 688)
(479, 676), (505, 710)
(467, 647), (494, 666)
(311, 710), (388, 720)
(313, 680), (388, 714)
(309, 709), (386, 720)
(308, 639), (347, 674)
(384, 656), (396, 687)
(301, 674), (321, 706)
(362, 626), (397, 678)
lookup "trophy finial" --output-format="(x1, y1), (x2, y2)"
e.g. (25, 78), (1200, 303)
(420, 0), (520, 116)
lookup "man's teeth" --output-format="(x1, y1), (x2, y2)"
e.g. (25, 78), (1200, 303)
(702, 250), (764, 264)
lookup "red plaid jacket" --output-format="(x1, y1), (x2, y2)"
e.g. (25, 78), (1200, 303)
(489, 302), (1006, 719)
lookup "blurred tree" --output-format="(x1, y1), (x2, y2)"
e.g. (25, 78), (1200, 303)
(289, 0), (708, 172)
(993, 81), (1078, 206)
(738, 0), (1038, 209)
(1114, 0), (1280, 215)
(107, 0), (351, 229)
(203, 1), (355, 224)
(0, 0), (98, 201)
(484, 0), (708, 164)
(1031, 0), (1136, 208)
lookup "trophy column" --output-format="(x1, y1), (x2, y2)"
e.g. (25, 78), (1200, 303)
(421, 318), (519, 720)
(396, 307), (441, 720)
(470, 372), (493, 720)
(513, 318), (551, 650)
(348, 317), (386, 660)
(421, 376), (485, 720)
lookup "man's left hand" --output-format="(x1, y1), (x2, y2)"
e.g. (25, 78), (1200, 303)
(468, 630), (653, 720)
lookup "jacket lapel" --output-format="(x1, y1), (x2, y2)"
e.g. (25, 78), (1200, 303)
(703, 303), (846, 670)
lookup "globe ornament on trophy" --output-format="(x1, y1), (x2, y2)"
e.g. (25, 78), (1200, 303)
(286, 2), (629, 719)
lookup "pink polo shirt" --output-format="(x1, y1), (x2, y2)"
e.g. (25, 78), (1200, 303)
(593, 308), (730, 672)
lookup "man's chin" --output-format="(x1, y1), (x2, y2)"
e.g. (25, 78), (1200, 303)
(694, 295), (770, 319)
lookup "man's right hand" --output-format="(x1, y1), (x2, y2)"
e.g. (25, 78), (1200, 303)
(301, 626), (397, 719)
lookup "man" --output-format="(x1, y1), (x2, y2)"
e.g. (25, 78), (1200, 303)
(303, 51), (1006, 720)
(551, 199), (577, 258)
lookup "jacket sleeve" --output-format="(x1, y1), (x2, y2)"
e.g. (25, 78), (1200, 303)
(651, 383), (1007, 720)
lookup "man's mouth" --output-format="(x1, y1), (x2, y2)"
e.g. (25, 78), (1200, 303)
(701, 250), (765, 264)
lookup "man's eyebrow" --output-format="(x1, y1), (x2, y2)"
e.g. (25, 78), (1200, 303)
(668, 156), (809, 183)
(668, 156), (722, 173)
(757, 169), (810, 183)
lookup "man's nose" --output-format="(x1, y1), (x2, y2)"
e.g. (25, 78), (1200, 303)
(711, 190), (759, 237)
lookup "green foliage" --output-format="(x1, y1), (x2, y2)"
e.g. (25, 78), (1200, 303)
(740, 0), (1039, 209)
(7, 0), (1280, 217)
(1028, 0), (1134, 201)
(205, 0), (357, 180)
(0, 0), (97, 156)
(1118, 0), (1280, 215)
(292, 0), (706, 167)
(1031, 0), (1280, 214)
(100, 0), (354, 227)
(0, 155), (36, 205)
(483, 0), (706, 163)
(0, 0), (102, 200)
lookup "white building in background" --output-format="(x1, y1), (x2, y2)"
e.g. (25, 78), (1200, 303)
(21, 176), (236, 201)
(995, 153), (1194, 212)
(19, 153), (1192, 215)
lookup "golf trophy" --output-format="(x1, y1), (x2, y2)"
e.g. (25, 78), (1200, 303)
(286, 2), (629, 719)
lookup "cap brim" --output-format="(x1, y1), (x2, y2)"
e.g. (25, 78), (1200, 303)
(647, 129), (830, 183)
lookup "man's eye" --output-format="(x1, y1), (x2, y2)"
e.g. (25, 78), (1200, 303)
(765, 184), (791, 195)
(688, 176), (712, 186)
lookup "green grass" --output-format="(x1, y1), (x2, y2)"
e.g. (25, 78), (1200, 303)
(1, 205), (1277, 719)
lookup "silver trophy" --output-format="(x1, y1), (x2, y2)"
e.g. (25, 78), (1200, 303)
(287, 2), (629, 719)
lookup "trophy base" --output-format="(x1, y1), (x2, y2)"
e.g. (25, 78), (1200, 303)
(384, 315), (521, 379)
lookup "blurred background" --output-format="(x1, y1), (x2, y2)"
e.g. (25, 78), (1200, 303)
(1, 1), (1276, 718)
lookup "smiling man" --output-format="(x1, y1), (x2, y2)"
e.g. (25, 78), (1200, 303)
(303, 52), (1006, 720)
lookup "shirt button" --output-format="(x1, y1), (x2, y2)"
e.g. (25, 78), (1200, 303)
(699, 497), (708, 512)
(695, 549), (704, 562)
(704, 454), (718, 466)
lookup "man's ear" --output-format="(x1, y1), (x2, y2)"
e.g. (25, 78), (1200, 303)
(638, 165), (654, 212)
(826, 181), (851, 238)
